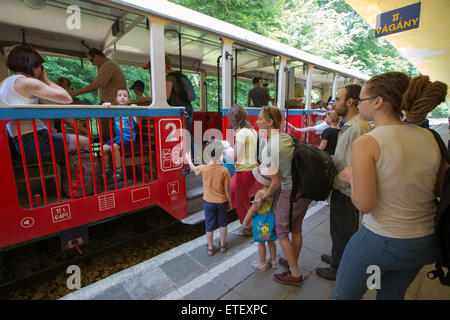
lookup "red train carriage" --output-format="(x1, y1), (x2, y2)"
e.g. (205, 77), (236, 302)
(0, 0), (368, 251)
(0, 106), (187, 248)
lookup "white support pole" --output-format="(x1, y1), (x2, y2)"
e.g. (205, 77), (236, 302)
(148, 17), (170, 107)
(332, 72), (339, 100)
(200, 72), (206, 112)
(277, 56), (287, 110)
(221, 38), (234, 109)
(288, 66), (296, 100)
(304, 64), (313, 109)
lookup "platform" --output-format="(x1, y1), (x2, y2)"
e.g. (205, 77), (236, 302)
(60, 204), (450, 300)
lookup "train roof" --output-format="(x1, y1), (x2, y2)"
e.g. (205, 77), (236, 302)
(0, 0), (369, 88)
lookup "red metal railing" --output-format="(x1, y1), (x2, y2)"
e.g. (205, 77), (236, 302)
(8, 117), (157, 209)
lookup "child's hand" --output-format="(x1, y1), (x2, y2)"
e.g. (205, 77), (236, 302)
(102, 102), (111, 108)
(130, 104), (137, 107)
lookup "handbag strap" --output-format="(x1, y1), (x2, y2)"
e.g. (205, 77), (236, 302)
(428, 128), (450, 162)
(268, 191), (278, 215)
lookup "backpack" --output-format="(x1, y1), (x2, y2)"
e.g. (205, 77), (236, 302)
(288, 133), (338, 231)
(62, 150), (102, 198)
(427, 129), (450, 286)
(167, 71), (195, 104)
(181, 74), (196, 102)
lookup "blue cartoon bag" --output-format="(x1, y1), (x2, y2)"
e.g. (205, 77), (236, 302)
(252, 192), (278, 242)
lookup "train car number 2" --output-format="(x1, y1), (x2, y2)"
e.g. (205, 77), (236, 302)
(158, 119), (183, 172)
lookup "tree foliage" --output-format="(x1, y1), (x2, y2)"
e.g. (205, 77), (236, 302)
(40, 0), (446, 117)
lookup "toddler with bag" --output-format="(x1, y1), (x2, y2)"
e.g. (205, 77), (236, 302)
(243, 165), (278, 271)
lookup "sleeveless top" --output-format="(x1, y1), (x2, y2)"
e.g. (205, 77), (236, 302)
(362, 124), (441, 239)
(0, 75), (46, 137)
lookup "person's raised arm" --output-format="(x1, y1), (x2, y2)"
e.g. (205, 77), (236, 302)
(20, 70), (72, 104)
(184, 152), (198, 174)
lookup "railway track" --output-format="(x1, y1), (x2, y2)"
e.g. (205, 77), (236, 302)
(0, 207), (238, 300)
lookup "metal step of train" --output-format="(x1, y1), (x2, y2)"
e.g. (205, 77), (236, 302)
(183, 171), (205, 225)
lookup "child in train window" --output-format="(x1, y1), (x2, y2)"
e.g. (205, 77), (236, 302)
(102, 88), (137, 183)
(185, 140), (232, 256)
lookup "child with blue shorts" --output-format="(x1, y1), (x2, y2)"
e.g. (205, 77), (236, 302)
(102, 88), (136, 182)
(185, 140), (232, 256)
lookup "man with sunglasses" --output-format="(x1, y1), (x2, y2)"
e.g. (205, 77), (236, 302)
(70, 48), (126, 104)
(315, 85), (372, 281)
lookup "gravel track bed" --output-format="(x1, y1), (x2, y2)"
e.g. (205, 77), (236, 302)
(1, 207), (238, 300)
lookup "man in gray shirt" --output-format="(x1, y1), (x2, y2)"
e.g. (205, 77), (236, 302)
(315, 84), (372, 281)
(248, 77), (271, 108)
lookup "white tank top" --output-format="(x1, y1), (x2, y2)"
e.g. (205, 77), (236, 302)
(362, 124), (441, 239)
(0, 75), (46, 137)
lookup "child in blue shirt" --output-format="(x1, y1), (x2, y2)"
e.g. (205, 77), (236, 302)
(102, 88), (136, 182)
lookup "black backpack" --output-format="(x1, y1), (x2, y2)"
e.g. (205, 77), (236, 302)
(288, 134), (338, 231)
(427, 129), (450, 286)
(167, 71), (190, 105)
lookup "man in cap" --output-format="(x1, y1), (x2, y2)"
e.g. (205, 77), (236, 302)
(70, 48), (126, 104)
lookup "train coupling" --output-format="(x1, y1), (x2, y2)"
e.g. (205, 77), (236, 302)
(65, 238), (86, 255)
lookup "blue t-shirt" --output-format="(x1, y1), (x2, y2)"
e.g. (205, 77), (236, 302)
(113, 117), (136, 142)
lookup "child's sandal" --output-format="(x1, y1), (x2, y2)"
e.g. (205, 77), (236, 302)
(252, 261), (268, 271)
(269, 259), (279, 269)
(207, 245), (216, 256)
(220, 244), (227, 253)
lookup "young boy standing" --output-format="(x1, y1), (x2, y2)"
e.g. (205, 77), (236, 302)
(102, 88), (136, 182)
(185, 141), (232, 256)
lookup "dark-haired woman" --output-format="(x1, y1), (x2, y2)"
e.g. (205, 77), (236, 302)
(334, 72), (448, 299)
(0, 45), (88, 158)
(226, 105), (261, 236)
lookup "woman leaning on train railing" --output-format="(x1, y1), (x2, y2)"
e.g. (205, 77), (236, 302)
(0, 44), (89, 159)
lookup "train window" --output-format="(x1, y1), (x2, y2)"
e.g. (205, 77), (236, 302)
(231, 43), (279, 108)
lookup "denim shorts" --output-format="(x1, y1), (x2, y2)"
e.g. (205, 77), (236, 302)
(204, 201), (229, 232)
(13, 129), (69, 158)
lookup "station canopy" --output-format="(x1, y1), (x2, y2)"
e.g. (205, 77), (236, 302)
(345, 0), (449, 97)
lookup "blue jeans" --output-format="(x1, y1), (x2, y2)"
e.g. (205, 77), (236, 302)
(13, 129), (69, 158)
(332, 225), (439, 300)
